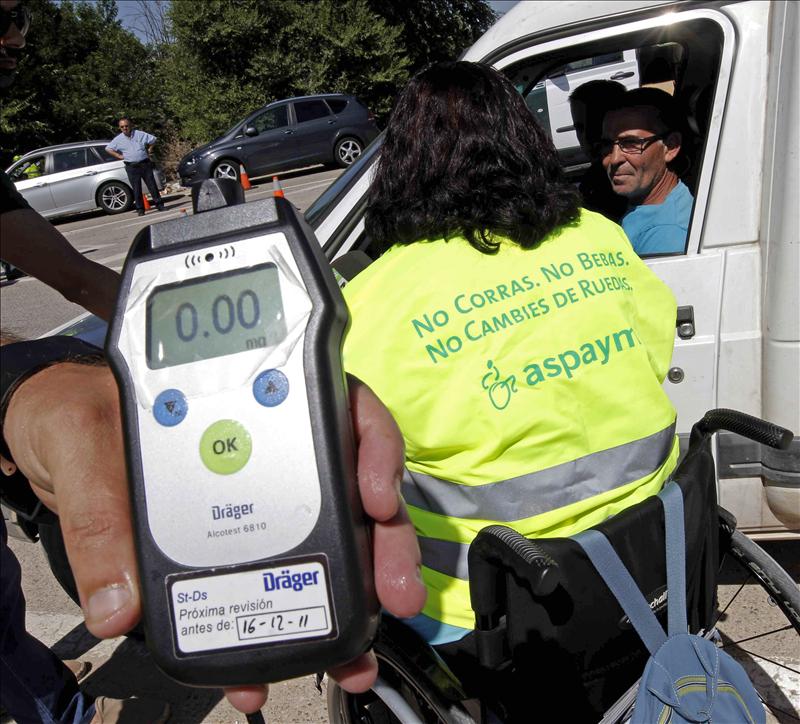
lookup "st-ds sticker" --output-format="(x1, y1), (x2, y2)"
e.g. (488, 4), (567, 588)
(170, 560), (332, 654)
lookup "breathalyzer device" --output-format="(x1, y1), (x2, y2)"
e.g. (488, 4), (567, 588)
(106, 181), (378, 686)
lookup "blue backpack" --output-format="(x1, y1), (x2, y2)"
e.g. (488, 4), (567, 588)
(575, 482), (765, 724)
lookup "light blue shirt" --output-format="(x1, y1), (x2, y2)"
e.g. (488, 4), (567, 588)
(106, 129), (156, 163)
(622, 180), (693, 256)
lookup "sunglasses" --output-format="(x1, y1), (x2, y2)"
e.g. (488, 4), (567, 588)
(0, 4), (31, 37)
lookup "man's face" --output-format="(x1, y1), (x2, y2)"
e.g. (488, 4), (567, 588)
(0, 0), (27, 88)
(119, 120), (133, 137)
(601, 106), (680, 203)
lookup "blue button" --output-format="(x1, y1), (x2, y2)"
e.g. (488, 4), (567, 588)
(153, 389), (188, 426)
(253, 370), (289, 407)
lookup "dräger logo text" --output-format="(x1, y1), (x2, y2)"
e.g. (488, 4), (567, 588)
(211, 503), (254, 520)
(263, 569), (320, 592)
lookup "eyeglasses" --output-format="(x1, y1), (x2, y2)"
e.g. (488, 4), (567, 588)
(119, 125), (131, 129)
(0, 4), (31, 37)
(594, 132), (667, 157)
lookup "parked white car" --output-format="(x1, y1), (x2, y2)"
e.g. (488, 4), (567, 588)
(6, 140), (166, 219)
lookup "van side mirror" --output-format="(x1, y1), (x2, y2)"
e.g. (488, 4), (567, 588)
(244, 126), (259, 137)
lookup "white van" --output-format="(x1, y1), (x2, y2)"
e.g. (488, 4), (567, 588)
(311, 0), (799, 538)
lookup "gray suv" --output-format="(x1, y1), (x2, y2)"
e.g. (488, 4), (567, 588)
(6, 141), (166, 219)
(178, 94), (379, 187)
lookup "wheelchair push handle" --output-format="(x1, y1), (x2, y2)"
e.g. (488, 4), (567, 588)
(469, 525), (561, 615)
(696, 408), (793, 450)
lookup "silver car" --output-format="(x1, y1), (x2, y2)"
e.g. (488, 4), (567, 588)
(5, 140), (166, 219)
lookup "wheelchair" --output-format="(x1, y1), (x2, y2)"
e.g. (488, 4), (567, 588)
(327, 410), (800, 723)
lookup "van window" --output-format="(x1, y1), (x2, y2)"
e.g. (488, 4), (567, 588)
(252, 105), (289, 133)
(53, 148), (90, 173)
(9, 155), (46, 180)
(504, 17), (725, 258)
(294, 99), (331, 123)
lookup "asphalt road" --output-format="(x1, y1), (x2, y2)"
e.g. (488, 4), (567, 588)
(1, 165), (343, 340)
(2, 166), (798, 722)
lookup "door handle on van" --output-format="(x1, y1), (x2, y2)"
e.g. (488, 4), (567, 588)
(610, 71), (635, 80)
(283, 129), (295, 135)
(676, 306), (695, 339)
(555, 124), (576, 133)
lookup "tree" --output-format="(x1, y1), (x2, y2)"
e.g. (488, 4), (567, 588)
(367, 0), (497, 73)
(163, 0), (409, 144)
(0, 0), (162, 165)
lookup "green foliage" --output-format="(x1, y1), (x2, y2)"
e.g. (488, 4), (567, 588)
(0, 0), (163, 165)
(163, 0), (410, 143)
(1, 0), (498, 165)
(367, 0), (497, 72)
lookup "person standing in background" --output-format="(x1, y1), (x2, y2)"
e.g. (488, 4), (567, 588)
(105, 118), (165, 216)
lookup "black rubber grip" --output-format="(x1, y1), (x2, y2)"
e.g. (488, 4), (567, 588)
(697, 408), (793, 450)
(470, 525), (560, 599)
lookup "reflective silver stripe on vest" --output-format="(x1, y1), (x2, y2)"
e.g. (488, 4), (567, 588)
(403, 422), (675, 522)
(418, 536), (471, 580)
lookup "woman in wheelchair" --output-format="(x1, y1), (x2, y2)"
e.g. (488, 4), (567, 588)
(341, 61), (683, 718)
(335, 61), (798, 724)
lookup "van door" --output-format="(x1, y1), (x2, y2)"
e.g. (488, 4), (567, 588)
(472, 4), (786, 532)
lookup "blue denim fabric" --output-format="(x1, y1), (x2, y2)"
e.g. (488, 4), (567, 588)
(1, 518), (95, 723)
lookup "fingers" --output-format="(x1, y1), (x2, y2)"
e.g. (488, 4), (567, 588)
(328, 650), (379, 693)
(348, 377), (426, 619)
(5, 364), (141, 638)
(223, 685), (269, 714)
(373, 505), (426, 618)
(348, 376), (404, 523)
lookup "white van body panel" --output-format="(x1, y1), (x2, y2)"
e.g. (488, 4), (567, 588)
(466, 1), (676, 61)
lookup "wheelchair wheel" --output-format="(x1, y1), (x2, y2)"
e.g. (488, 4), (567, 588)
(327, 620), (476, 724)
(714, 524), (800, 720)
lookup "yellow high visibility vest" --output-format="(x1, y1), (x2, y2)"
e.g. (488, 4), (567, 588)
(343, 210), (678, 630)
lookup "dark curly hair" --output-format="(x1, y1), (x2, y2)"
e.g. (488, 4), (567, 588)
(366, 61), (581, 255)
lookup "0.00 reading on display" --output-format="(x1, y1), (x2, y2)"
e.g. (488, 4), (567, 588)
(146, 263), (288, 368)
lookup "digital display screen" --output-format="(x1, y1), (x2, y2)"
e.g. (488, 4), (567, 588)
(146, 264), (287, 369)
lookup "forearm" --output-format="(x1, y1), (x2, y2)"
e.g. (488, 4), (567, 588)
(0, 209), (121, 320)
(106, 149), (124, 160)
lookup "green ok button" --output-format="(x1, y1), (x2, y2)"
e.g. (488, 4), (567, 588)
(200, 420), (252, 475)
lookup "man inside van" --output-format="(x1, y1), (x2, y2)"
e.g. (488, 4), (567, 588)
(568, 80), (628, 222)
(599, 88), (693, 255)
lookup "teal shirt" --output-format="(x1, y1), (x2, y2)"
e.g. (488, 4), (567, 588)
(622, 180), (693, 255)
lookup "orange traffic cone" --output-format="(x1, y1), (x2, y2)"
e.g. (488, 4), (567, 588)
(142, 193), (151, 211)
(239, 164), (252, 191)
(272, 176), (284, 198)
